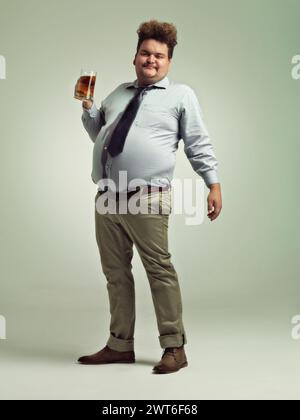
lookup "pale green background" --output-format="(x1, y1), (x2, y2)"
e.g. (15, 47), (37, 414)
(0, 0), (299, 399)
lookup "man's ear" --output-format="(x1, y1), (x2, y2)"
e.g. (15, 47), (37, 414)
(133, 54), (136, 66)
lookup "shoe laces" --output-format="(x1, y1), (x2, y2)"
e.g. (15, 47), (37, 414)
(162, 346), (183, 357)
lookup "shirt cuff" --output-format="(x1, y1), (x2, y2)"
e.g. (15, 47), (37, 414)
(82, 102), (98, 118)
(201, 170), (220, 188)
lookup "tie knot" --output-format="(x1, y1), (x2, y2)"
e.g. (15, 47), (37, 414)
(136, 85), (156, 93)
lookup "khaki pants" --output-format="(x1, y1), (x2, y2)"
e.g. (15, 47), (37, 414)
(94, 189), (187, 351)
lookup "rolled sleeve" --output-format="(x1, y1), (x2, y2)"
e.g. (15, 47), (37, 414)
(82, 102), (99, 118)
(81, 101), (106, 143)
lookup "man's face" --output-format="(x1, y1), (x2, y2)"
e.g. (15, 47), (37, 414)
(133, 39), (172, 86)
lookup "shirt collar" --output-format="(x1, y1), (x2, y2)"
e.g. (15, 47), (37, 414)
(126, 75), (169, 90)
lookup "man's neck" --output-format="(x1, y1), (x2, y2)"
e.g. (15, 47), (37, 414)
(137, 81), (154, 87)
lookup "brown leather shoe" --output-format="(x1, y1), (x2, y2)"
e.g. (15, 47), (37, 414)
(77, 345), (135, 365)
(152, 346), (188, 374)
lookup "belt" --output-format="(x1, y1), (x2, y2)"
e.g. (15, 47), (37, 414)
(97, 185), (170, 200)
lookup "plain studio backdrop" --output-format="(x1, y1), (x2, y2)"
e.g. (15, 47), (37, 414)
(0, 0), (299, 400)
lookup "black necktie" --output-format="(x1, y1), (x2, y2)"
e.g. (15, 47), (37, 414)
(107, 85), (156, 157)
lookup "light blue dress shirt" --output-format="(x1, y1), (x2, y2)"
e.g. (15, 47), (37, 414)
(82, 75), (219, 191)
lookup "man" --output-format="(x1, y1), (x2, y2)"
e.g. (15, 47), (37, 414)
(77, 20), (222, 374)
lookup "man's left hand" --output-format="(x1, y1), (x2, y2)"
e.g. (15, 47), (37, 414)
(207, 183), (222, 222)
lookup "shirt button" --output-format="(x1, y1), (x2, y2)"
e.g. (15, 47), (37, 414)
(104, 146), (107, 150)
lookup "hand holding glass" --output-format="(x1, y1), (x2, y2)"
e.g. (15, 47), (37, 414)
(74, 69), (97, 102)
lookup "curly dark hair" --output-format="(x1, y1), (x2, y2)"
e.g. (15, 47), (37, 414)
(136, 19), (178, 60)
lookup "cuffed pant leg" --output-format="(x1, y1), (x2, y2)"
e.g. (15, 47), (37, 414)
(118, 211), (187, 349)
(106, 332), (135, 352)
(95, 206), (135, 352)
